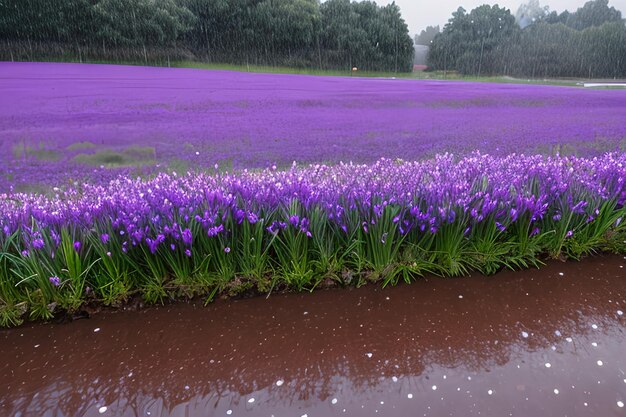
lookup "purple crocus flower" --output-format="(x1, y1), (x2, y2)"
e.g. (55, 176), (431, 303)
(247, 212), (259, 224)
(182, 228), (193, 246)
(289, 215), (300, 228)
(100, 233), (109, 244)
(224, 247), (231, 253)
(32, 238), (44, 249)
(74, 241), (81, 252)
(49, 276), (60, 287)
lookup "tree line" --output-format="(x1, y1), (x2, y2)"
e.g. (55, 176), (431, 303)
(428, 0), (626, 78)
(0, 0), (414, 72)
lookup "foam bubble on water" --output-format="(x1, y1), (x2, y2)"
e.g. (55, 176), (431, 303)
(618, 310), (624, 316)
(618, 401), (624, 408)
(554, 389), (559, 395)
(94, 328), (101, 333)
(366, 353), (373, 358)
(521, 331), (529, 338)
(276, 379), (284, 387)
(592, 342), (598, 347)
(458, 295), (463, 299)
(488, 390), (493, 395)
(247, 398), (255, 404)
(392, 376), (398, 382)
(332, 398), (338, 405)
(431, 385), (437, 391)
(545, 363), (552, 368)
(554, 330), (561, 336)
(566, 337), (573, 342)
(597, 360), (604, 366)
(558, 272), (564, 276)
(407, 393), (413, 399)
(226, 411), (232, 415)
(551, 345), (557, 351)
(98, 406), (107, 414)
(592, 324), (598, 329)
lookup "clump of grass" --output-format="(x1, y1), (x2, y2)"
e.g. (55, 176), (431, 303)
(12, 142), (60, 161)
(66, 141), (96, 151)
(73, 146), (156, 167)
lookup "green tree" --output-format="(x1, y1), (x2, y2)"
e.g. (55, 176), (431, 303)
(94, 0), (195, 47)
(429, 5), (518, 75)
(566, 0), (622, 30)
(414, 25), (440, 45)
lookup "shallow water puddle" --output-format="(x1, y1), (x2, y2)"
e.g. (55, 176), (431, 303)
(1, 255), (625, 417)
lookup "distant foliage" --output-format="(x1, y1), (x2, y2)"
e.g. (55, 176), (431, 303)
(0, 0), (414, 72)
(429, 0), (626, 78)
(414, 25), (440, 45)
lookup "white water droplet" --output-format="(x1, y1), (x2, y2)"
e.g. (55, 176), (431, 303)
(226, 411), (232, 416)
(566, 337), (573, 342)
(247, 398), (255, 404)
(521, 331), (529, 338)
(592, 324), (598, 329)
(184, 385), (189, 390)
(458, 295), (463, 299)
(618, 310), (624, 316)
(431, 385), (437, 391)
(301, 414), (308, 417)
(366, 353), (373, 358)
(94, 328), (100, 332)
(488, 390), (493, 395)
(407, 393), (413, 399)
(392, 376), (398, 382)
(558, 272), (564, 276)
(98, 406), (107, 414)
(597, 360), (603, 366)
(545, 363), (552, 368)
(331, 398), (338, 405)
(551, 345), (557, 351)
(592, 342), (598, 347)
(276, 379), (284, 386)
(617, 401), (624, 408)
(584, 402), (588, 407)
(555, 330), (561, 336)
(554, 389), (559, 395)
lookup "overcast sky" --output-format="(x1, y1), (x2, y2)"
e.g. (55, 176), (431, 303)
(374, 0), (626, 35)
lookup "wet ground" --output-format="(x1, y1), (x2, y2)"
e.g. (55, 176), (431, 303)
(1, 256), (625, 417)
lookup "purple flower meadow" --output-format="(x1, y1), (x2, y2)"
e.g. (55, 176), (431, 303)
(1, 63), (625, 192)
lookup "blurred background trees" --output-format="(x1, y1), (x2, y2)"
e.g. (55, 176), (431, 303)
(428, 0), (626, 78)
(0, 0), (414, 72)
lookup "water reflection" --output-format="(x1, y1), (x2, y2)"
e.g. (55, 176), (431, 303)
(1, 256), (625, 417)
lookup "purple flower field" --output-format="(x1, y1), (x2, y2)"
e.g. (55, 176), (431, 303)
(1, 62), (625, 192)
(1, 62), (626, 325)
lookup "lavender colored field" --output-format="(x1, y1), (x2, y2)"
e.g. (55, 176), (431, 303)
(1, 62), (626, 192)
